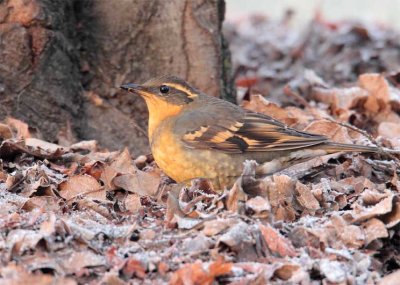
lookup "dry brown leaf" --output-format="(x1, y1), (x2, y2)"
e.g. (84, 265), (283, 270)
(121, 258), (146, 279)
(22, 196), (60, 212)
(165, 192), (202, 229)
(330, 215), (365, 249)
(70, 140), (98, 152)
(39, 212), (57, 236)
(259, 224), (298, 257)
(352, 192), (394, 223)
(170, 259), (232, 285)
(264, 175), (296, 221)
(378, 122), (400, 148)
(226, 177), (247, 212)
(0, 123), (12, 139)
(0, 263), (76, 285)
(6, 229), (45, 255)
(274, 263), (301, 281)
(112, 171), (161, 197)
(6, 117), (31, 139)
(100, 272), (126, 285)
(312, 86), (368, 113)
(59, 175), (106, 201)
(218, 222), (250, 252)
(361, 189), (390, 206)
(378, 122), (400, 139)
(25, 138), (67, 154)
(203, 218), (236, 237)
(382, 201), (400, 228)
(362, 218), (388, 245)
(303, 120), (354, 144)
(124, 194), (142, 213)
(61, 251), (106, 274)
(295, 181), (320, 212)
(288, 226), (322, 249)
(245, 196), (271, 218)
(379, 269), (400, 285)
(242, 95), (298, 126)
(358, 73), (390, 113)
(100, 148), (136, 190)
(77, 198), (113, 219)
(182, 233), (213, 253)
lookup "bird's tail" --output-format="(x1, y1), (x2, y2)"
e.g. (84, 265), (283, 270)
(320, 142), (379, 154)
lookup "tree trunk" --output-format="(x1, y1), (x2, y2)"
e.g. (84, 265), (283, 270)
(0, 0), (233, 155)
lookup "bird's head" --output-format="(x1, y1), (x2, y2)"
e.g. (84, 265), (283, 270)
(121, 75), (200, 106)
(121, 75), (200, 138)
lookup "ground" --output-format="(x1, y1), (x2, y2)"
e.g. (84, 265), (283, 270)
(1, 14), (400, 285)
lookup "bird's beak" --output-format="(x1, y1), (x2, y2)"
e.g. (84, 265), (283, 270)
(120, 83), (144, 93)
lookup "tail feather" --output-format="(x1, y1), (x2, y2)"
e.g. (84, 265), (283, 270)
(321, 142), (379, 153)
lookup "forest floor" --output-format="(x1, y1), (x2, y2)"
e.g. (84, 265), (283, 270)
(1, 14), (400, 285)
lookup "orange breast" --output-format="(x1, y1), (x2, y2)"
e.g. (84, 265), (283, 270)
(150, 123), (244, 187)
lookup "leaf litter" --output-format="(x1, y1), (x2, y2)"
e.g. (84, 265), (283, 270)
(1, 12), (400, 285)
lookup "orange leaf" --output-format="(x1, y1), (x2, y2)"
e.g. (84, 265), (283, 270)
(259, 224), (298, 257)
(170, 259), (232, 285)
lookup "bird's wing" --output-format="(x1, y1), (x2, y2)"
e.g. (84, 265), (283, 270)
(180, 110), (328, 154)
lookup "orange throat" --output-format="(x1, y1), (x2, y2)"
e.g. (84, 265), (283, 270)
(143, 97), (183, 141)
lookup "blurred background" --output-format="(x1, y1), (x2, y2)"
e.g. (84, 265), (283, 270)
(223, 0), (400, 108)
(227, 0), (400, 29)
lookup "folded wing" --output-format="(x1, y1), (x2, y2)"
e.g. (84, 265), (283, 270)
(182, 111), (328, 154)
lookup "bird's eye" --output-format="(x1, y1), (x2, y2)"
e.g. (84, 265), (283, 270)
(160, 85), (170, 94)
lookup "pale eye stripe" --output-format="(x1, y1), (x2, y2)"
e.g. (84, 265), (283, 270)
(165, 83), (198, 99)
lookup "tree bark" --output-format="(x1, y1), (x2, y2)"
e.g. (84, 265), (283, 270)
(0, 0), (232, 155)
(0, 0), (83, 142)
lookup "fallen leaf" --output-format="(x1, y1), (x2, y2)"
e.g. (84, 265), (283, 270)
(358, 73), (390, 113)
(245, 196), (271, 218)
(312, 86), (368, 113)
(70, 140), (98, 152)
(59, 175), (106, 201)
(295, 181), (320, 212)
(170, 259), (232, 285)
(352, 192), (394, 223)
(362, 218), (388, 245)
(259, 224), (298, 257)
(264, 175), (296, 221)
(330, 215), (365, 249)
(61, 251), (106, 274)
(112, 171), (160, 197)
(226, 177), (247, 213)
(6, 117), (31, 139)
(124, 194), (142, 213)
(382, 201), (400, 228)
(379, 269), (400, 285)
(303, 120), (354, 144)
(218, 221), (251, 252)
(274, 263), (301, 281)
(6, 229), (44, 255)
(242, 95), (298, 126)
(203, 218), (236, 237)
(0, 263), (76, 285)
(0, 123), (12, 139)
(121, 258), (146, 279)
(100, 148), (136, 190)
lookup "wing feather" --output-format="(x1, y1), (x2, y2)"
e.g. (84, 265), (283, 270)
(182, 111), (327, 153)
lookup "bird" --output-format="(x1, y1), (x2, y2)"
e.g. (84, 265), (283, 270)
(120, 75), (378, 189)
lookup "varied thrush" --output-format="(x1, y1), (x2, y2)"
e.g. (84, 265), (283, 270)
(121, 76), (378, 189)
